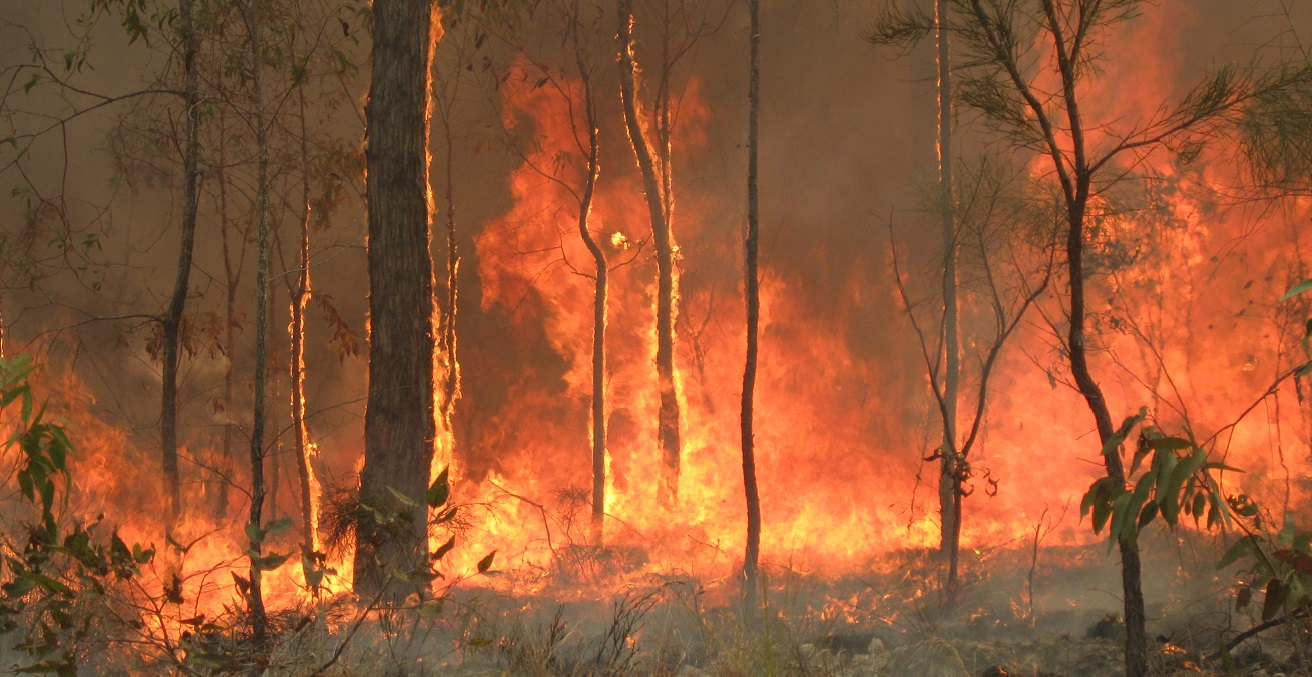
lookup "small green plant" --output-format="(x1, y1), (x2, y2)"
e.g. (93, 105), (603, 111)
(0, 355), (155, 675)
(1080, 408), (1239, 548)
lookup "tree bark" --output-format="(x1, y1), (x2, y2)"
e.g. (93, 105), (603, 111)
(618, 0), (682, 505)
(160, 0), (201, 536)
(741, 0), (762, 609)
(354, 0), (438, 598)
(245, 0), (270, 643)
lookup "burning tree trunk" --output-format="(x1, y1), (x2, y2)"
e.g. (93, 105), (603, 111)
(354, 0), (439, 597)
(741, 0), (762, 608)
(243, 0), (271, 642)
(291, 86), (321, 567)
(160, 0), (201, 534)
(618, 0), (682, 505)
(435, 62), (461, 484)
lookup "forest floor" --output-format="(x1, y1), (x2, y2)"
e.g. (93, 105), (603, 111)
(239, 536), (1311, 677)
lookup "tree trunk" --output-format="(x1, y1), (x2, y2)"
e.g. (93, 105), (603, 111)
(245, 0), (270, 643)
(569, 24), (608, 545)
(217, 100), (238, 522)
(741, 0), (762, 609)
(936, 0), (962, 604)
(161, 0), (201, 536)
(292, 87), (321, 566)
(618, 0), (681, 505)
(354, 0), (438, 598)
(1066, 193), (1148, 676)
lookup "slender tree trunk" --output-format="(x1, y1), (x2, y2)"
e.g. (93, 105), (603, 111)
(566, 24), (608, 545)
(291, 87), (321, 565)
(936, 0), (962, 604)
(245, 0), (270, 643)
(741, 0), (762, 609)
(354, 0), (438, 598)
(618, 0), (681, 505)
(437, 90), (460, 451)
(161, 0), (201, 535)
(1066, 192), (1148, 676)
(217, 102), (238, 521)
(579, 114), (606, 545)
(1038, 0), (1147, 667)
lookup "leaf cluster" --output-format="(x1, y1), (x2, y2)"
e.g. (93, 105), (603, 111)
(1079, 407), (1238, 548)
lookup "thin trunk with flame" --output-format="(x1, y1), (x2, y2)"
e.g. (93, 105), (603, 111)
(741, 0), (762, 607)
(619, 0), (682, 505)
(291, 86), (321, 564)
(160, 0), (201, 535)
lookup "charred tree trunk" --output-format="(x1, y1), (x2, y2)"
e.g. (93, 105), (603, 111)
(244, 0), (270, 643)
(618, 0), (682, 505)
(741, 0), (762, 609)
(291, 87), (321, 565)
(160, 0), (201, 535)
(936, 0), (962, 604)
(354, 0), (438, 598)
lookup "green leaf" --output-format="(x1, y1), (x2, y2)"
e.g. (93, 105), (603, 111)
(476, 550), (496, 574)
(1191, 492), (1207, 524)
(1156, 453), (1181, 524)
(1167, 448), (1208, 506)
(1108, 492), (1134, 544)
(1102, 408), (1147, 457)
(1092, 488), (1118, 534)
(427, 467), (450, 508)
(254, 551), (291, 571)
(245, 522), (264, 544)
(1279, 278), (1312, 301)
(1148, 436), (1193, 451)
(388, 486), (417, 508)
(418, 600), (445, 618)
(1138, 502), (1158, 528)
(265, 518), (295, 535)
